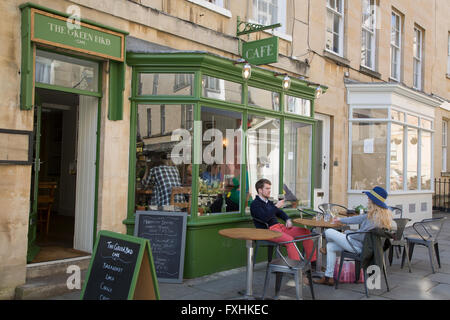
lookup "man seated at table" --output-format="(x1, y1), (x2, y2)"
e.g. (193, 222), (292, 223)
(250, 178), (317, 273)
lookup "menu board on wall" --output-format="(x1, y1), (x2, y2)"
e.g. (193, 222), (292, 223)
(81, 230), (159, 300)
(134, 211), (187, 283)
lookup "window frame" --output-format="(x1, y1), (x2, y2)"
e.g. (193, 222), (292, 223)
(361, 0), (376, 70)
(443, 120), (448, 172)
(413, 26), (423, 90)
(325, 0), (345, 57)
(390, 11), (402, 81)
(251, 0), (290, 41)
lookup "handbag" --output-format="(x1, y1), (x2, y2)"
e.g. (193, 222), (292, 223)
(333, 257), (364, 283)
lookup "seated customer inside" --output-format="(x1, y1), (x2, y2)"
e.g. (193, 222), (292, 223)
(250, 178), (317, 277)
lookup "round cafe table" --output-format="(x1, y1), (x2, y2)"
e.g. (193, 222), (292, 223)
(218, 228), (282, 299)
(293, 218), (344, 277)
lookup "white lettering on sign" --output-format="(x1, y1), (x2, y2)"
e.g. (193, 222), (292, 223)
(245, 44), (275, 60)
(46, 21), (112, 47)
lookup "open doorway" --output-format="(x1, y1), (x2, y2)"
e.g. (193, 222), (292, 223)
(29, 88), (97, 263)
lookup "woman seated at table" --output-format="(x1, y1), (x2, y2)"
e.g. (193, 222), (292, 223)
(314, 186), (393, 286)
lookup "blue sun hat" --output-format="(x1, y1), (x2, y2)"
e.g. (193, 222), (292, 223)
(363, 186), (389, 209)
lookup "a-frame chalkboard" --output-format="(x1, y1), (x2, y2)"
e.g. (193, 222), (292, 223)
(80, 230), (160, 300)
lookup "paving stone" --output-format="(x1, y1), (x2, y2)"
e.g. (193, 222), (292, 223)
(426, 283), (450, 299)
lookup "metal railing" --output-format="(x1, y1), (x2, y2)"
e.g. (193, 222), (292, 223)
(433, 178), (450, 212)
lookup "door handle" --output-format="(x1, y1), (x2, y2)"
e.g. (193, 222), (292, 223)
(323, 162), (327, 170)
(317, 192), (324, 197)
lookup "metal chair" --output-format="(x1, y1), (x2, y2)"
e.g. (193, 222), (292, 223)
(335, 230), (390, 298)
(262, 233), (321, 300)
(388, 217), (412, 272)
(403, 217), (447, 273)
(251, 217), (277, 268)
(318, 203), (349, 217)
(390, 206), (404, 218)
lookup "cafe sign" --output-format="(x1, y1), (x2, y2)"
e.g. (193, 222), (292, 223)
(31, 9), (124, 61)
(242, 36), (278, 65)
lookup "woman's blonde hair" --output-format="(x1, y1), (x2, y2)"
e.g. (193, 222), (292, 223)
(367, 200), (392, 230)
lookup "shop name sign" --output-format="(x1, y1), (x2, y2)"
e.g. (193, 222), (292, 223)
(31, 9), (124, 61)
(242, 36), (278, 65)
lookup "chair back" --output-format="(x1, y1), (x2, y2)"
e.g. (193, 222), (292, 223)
(318, 203), (348, 217)
(251, 216), (269, 229)
(390, 206), (403, 218)
(170, 186), (191, 212)
(37, 181), (57, 209)
(392, 218), (411, 241)
(297, 208), (321, 219)
(413, 217), (447, 241)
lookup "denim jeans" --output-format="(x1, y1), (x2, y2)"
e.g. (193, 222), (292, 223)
(323, 228), (362, 278)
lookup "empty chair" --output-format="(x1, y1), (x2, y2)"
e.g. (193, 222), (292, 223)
(37, 181), (57, 235)
(390, 206), (403, 218)
(262, 233), (320, 300)
(403, 217), (447, 273)
(388, 217), (412, 272)
(335, 229), (391, 298)
(170, 186), (191, 213)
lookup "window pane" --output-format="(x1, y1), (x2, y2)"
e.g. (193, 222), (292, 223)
(351, 122), (387, 190)
(390, 124), (404, 191)
(136, 104), (193, 213)
(407, 115), (419, 126)
(285, 96), (311, 117)
(202, 75), (242, 104)
(139, 73), (194, 96)
(407, 128), (418, 190)
(421, 131), (432, 190)
(353, 108), (388, 119)
(35, 49), (99, 92)
(246, 115), (280, 208)
(283, 120), (312, 208)
(248, 86), (280, 110)
(421, 119), (432, 130)
(391, 110), (405, 122)
(198, 107), (243, 215)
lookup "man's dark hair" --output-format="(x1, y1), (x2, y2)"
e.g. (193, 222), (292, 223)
(255, 178), (271, 193)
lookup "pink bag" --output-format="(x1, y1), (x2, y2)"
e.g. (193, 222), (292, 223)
(333, 257), (364, 283)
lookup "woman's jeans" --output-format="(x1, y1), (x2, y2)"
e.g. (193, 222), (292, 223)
(324, 228), (362, 278)
(269, 223), (317, 262)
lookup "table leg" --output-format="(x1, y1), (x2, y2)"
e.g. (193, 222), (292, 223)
(313, 227), (325, 278)
(245, 239), (254, 297)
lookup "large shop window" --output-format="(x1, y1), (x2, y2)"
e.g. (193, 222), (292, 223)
(246, 115), (280, 207)
(283, 121), (312, 208)
(135, 104), (193, 213)
(350, 107), (433, 192)
(198, 107), (243, 215)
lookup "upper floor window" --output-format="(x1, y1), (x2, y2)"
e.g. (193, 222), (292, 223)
(253, 0), (287, 35)
(413, 27), (423, 90)
(447, 33), (450, 76)
(361, 0), (376, 70)
(326, 0), (344, 56)
(390, 11), (402, 81)
(443, 120), (448, 172)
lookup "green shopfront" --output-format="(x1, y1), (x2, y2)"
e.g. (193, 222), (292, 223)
(125, 52), (326, 278)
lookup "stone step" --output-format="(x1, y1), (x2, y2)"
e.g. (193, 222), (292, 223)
(26, 256), (91, 280)
(15, 270), (87, 300)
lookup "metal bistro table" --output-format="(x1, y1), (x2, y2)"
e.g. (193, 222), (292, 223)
(293, 218), (344, 277)
(218, 228), (282, 299)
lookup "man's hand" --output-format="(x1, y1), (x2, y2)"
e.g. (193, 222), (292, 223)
(275, 199), (285, 208)
(286, 219), (293, 229)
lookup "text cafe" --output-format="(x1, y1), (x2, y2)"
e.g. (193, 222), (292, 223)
(125, 47), (327, 278)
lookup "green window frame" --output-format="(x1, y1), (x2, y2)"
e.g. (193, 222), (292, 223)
(125, 53), (324, 233)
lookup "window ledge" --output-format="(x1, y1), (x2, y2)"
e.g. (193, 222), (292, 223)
(322, 50), (350, 67)
(187, 0), (232, 18)
(441, 172), (450, 177)
(359, 65), (381, 79)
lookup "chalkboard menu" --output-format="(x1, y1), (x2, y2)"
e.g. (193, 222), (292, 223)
(134, 211), (187, 283)
(81, 230), (159, 300)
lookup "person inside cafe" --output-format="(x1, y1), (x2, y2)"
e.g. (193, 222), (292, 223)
(142, 155), (184, 207)
(314, 186), (393, 286)
(250, 178), (317, 281)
